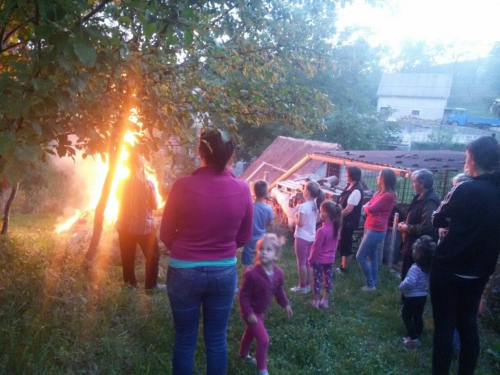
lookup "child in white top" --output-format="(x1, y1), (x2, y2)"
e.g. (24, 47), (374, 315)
(290, 181), (325, 293)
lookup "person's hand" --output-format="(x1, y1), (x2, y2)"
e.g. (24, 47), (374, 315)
(479, 298), (487, 313)
(398, 223), (408, 233)
(247, 314), (257, 325)
(438, 228), (449, 241)
(285, 305), (293, 318)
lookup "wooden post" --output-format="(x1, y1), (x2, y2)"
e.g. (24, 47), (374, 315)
(388, 212), (399, 269)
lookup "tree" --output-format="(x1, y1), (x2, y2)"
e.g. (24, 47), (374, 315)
(1, 0), (347, 259)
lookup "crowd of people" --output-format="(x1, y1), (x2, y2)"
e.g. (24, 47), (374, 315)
(115, 132), (500, 375)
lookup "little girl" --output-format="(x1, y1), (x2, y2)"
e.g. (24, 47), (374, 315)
(291, 181), (326, 293)
(238, 234), (293, 375)
(399, 235), (436, 348)
(308, 200), (342, 310)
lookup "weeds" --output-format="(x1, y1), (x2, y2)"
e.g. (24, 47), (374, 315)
(1, 214), (499, 374)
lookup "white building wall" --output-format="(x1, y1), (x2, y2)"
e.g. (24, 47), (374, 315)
(377, 96), (448, 121)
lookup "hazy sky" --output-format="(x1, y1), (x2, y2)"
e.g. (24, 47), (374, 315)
(336, 0), (500, 60)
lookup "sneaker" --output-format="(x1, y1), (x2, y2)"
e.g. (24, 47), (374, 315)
(411, 339), (421, 348)
(335, 267), (342, 274)
(319, 301), (329, 310)
(239, 354), (256, 365)
(290, 286), (310, 293)
(258, 370), (269, 375)
(361, 286), (376, 292)
(311, 300), (320, 308)
(403, 337), (412, 347)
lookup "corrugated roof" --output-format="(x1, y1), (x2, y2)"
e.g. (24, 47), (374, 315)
(377, 73), (453, 99)
(239, 136), (341, 184)
(314, 150), (465, 172)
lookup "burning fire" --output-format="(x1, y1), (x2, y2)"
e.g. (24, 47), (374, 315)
(55, 129), (164, 233)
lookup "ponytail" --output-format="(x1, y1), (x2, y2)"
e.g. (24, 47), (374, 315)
(305, 181), (325, 211)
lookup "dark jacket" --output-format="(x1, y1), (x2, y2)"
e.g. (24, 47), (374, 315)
(338, 181), (364, 229)
(432, 173), (500, 277)
(400, 188), (440, 255)
(238, 264), (289, 320)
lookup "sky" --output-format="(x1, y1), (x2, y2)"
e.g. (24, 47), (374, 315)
(336, 0), (500, 61)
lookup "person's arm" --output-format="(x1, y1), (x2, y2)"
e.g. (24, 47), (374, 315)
(159, 180), (180, 249)
(342, 204), (356, 217)
(266, 205), (274, 227)
(274, 269), (290, 309)
(407, 199), (439, 236)
(342, 190), (361, 217)
(399, 266), (418, 291)
(148, 181), (159, 210)
(432, 184), (466, 228)
(239, 270), (256, 320)
(308, 228), (324, 265)
(236, 185), (254, 248)
(364, 193), (395, 215)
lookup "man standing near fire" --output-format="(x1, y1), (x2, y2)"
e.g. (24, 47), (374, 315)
(115, 149), (160, 291)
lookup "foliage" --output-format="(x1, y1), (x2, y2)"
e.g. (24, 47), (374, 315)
(2, 214), (500, 374)
(0, 0), (344, 184)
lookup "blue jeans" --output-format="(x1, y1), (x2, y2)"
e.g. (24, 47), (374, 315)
(167, 265), (237, 375)
(356, 229), (386, 288)
(241, 238), (258, 266)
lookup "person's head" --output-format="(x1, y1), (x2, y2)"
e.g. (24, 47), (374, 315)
(198, 129), (236, 173)
(256, 233), (282, 266)
(345, 166), (362, 184)
(411, 169), (434, 195)
(125, 148), (145, 180)
(412, 235), (436, 274)
(320, 200), (342, 238)
(465, 136), (500, 176)
(253, 180), (269, 200)
(452, 172), (471, 187)
(377, 169), (396, 193)
(303, 181), (326, 210)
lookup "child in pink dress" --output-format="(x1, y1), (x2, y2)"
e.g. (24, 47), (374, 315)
(238, 234), (293, 375)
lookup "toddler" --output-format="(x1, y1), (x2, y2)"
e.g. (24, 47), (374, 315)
(238, 234), (293, 375)
(399, 235), (436, 348)
(308, 200), (342, 310)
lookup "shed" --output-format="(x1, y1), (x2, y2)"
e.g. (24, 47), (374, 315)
(377, 73), (453, 122)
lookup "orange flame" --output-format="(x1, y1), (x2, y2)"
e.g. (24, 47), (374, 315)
(55, 128), (164, 233)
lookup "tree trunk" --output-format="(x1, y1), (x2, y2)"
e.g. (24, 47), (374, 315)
(84, 139), (122, 263)
(2, 183), (19, 235)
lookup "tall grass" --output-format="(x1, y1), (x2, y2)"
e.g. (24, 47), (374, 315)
(1, 214), (499, 374)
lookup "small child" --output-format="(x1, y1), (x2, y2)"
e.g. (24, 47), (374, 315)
(399, 235), (436, 348)
(238, 234), (293, 375)
(241, 180), (274, 273)
(308, 200), (342, 310)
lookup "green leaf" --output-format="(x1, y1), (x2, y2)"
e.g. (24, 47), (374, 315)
(144, 22), (156, 40)
(184, 28), (193, 45)
(73, 40), (97, 67)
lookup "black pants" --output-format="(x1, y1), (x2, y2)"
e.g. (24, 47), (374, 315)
(430, 269), (488, 375)
(117, 230), (160, 289)
(402, 295), (426, 340)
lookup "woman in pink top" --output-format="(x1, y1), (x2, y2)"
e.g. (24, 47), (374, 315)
(356, 169), (396, 291)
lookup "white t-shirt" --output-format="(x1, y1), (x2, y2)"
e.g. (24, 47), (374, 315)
(294, 200), (318, 242)
(347, 189), (361, 206)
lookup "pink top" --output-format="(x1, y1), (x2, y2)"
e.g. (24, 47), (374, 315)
(160, 167), (253, 261)
(363, 191), (396, 232)
(308, 221), (338, 265)
(239, 264), (289, 319)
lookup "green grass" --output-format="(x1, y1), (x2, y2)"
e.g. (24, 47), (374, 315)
(1, 214), (499, 374)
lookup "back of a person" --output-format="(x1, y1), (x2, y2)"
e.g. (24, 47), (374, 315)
(435, 176), (500, 276)
(169, 170), (252, 259)
(116, 177), (155, 234)
(252, 202), (273, 240)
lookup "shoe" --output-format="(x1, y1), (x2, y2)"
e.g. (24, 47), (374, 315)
(239, 354), (256, 365)
(361, 286), (376, 292)
(311, 300), (320, 308)
(290, 286), (310, 293)
(403, 337), (412, 347)
(411, 339), (421, 348)
(335, 267), (342, 274)
(258, 370), (269, 375)
(319, 301), (329, 310)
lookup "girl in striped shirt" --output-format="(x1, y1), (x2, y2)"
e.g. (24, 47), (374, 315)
(399, 235), (436, 348)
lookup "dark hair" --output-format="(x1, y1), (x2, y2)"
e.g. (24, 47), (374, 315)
(411, 169), (434, 189)
(320, 200), (342, 238)
(412, 235), (436, 274)
(305, 181), (326, 210)
(346, 166), (362, 183)
(256, 233), (283, 262)
(253, 180), (269, 199)
(198, 129), (235, 173)
(379, 168), (396, 193)
(466, 136), (500, 172)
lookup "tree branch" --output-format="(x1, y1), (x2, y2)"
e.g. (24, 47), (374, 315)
(82, 0), (113, 24)
(0, 42), (23, 54)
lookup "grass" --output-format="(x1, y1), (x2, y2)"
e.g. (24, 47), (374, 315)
(1, 214), (500, 374)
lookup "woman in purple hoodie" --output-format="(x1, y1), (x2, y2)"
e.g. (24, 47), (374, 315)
(160, 129), (253, 375)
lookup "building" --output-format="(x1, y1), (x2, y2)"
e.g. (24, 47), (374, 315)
(377, 73), (453, 122)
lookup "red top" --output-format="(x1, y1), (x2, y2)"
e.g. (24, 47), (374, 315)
(308, 221), (338, 265)
(160, 166), (253, 261)
(239, 264), (289, 319)
(363, 191), (396, 232)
